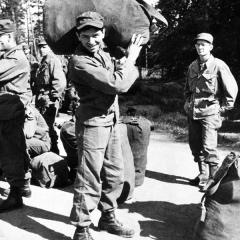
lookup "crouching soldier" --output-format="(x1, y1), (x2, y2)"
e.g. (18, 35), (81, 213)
(0, 19), (32, 212)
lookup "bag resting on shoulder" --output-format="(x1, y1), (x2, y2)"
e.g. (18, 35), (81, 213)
(43, 0), (168, 55)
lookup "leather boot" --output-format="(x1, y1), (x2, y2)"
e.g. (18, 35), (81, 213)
(201, 164), (219, 192)
(189, 161), (209, 188)
(98, 211), (135, 238)
(0, 187), (23, 213)
(1, 178), (31, 198)
(73, 226), (94, 240)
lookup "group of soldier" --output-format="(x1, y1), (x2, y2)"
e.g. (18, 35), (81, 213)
(0, 8), (239, 240)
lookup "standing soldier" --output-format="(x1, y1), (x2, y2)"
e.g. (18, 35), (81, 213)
(0, 18), (32, 212)
(184, 33), (238, 190)
(22, 42), (39, 95)
(68, 11), (143, 240)
(35, 38), (66, 154)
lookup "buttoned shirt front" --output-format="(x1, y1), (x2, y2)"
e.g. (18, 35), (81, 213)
(69, 45), (139, 126)
(184, 55), (238, 119)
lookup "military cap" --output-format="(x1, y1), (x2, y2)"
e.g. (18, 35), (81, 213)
(0, 19), (16, 35)
(76, 11), (104, 31)
(37, 37), (47, 46)
(194, 33), (213, 44)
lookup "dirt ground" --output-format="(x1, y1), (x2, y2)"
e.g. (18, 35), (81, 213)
(0, 115), (231, 240)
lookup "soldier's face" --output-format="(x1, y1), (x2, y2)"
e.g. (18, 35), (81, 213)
(77, 27), (105, 54)
(195, 40), (213, 57)
(39, 44), (50, 57)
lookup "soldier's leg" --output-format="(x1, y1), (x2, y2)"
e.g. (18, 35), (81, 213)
(26, 138), (51, 158)
(98, 124), (134, 238)
(188, 118), (209, 187)
(201, 115), (222, 189)
(43, 103), (59, 154)
(70, 124), (110, 239)
(0, 115), (30, 212)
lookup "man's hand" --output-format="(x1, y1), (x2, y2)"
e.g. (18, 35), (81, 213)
(126, 34), (143, 64)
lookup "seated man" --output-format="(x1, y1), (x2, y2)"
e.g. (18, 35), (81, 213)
(24, 105), (51, 158)
(0, 105), (51, 197)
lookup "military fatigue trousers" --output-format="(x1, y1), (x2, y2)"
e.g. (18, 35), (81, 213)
(188, 114), (222, 164)
(70, 123), (124, 227)
(0, 114), (29, 188)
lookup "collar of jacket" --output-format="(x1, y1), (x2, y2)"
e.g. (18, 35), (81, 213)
(2, 45), (22, 59)
(197, 54), (215, 69)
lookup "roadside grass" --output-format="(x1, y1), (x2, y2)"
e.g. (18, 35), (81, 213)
(119, 81), (188, 141)
(119, 78), (240, 149)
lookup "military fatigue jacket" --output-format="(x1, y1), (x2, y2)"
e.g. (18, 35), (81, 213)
(184, 55), (238, 119)
(69, 45), (139, 126)
(35, 52), (66, 101)
(0, 45), (32, 107)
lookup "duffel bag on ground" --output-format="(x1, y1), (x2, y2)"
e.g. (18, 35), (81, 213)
(122, 116), (151, 186)
(194, 152), (240, 240)
(117, 123), (135, 204)
(43, 0), (168, 55)
(30, 151), (69, 188)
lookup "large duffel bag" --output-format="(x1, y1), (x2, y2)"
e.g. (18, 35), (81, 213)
(195, 152), (240, 240)
(117, 123), (135, 204)
(122, 116), (151, 186)
(43, 0), (168, 55)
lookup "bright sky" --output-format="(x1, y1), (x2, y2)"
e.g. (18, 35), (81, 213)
(144, 0), (158, 6)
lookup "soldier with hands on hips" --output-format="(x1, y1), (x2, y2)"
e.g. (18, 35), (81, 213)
(184, 33), (238, 190)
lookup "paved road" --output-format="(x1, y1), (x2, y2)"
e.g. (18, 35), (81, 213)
(0, 127), (229, 240)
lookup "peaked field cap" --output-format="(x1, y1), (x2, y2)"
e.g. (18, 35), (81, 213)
(0, 19), (16, 35)
(76, 11), (104, 31)
(194, 33), (214, 44)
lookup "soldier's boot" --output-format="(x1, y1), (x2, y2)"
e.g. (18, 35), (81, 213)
(0, 187), (23, 213)
(73, 226), (94, 240)
(189, 161), (209, 188)
(201, 164), (219, 192)
(98, 211), (135, 238)
(1, 178), (31, 198)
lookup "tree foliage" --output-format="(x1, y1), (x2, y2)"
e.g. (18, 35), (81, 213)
(150, 0), (240, 83)
(0, 0), (44, 44)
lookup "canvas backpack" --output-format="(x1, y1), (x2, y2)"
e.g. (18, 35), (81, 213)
(30, 151), (69, 188)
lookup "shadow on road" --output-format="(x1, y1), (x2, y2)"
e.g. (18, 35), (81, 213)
(146, 170), (191, 185)
(121, 201), (200, 240)
(0, 204), (72, 240)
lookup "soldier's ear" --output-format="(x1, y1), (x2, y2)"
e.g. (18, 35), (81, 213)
(210, 44), (213, 51)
